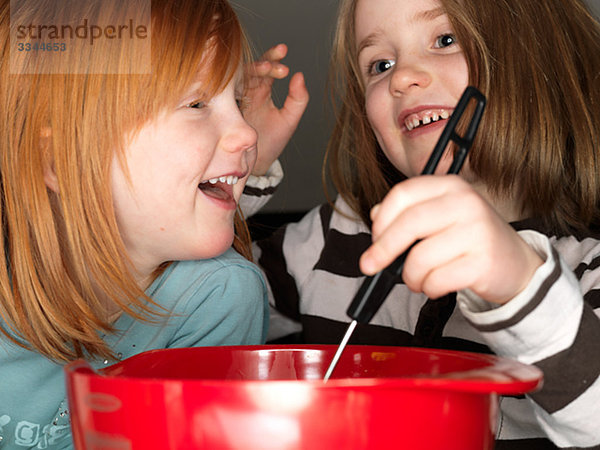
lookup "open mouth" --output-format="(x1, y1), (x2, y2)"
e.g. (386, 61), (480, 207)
(198, 175), (239, 201)
(404, 109), (451, 131)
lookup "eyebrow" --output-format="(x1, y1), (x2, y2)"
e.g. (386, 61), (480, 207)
(357, 7), (446, 56)
(414, 6), (445, 22)
(357, 32), (382, 56)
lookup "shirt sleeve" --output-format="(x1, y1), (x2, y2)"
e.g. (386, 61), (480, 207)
(252, 204), (329, 341)
(239, 160), (284, 218)
(457, 230), (600, 448)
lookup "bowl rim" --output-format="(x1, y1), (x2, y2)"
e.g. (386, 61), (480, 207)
(64, 345), (543, 395)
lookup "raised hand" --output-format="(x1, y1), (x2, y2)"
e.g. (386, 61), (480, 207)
(360, 175), (543, 305)
(244, 43), (309, 176)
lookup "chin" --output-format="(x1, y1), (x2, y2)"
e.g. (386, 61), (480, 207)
(199, 231), (235, 260)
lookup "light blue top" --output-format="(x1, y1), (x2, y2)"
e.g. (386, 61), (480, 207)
(0, 249), (268, 449)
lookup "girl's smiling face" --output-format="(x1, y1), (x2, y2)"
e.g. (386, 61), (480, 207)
(111, 68), (257, 279)
(355, 0), (469, 178)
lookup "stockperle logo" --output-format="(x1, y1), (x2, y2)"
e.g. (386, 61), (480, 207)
(10, 0), (151, 74)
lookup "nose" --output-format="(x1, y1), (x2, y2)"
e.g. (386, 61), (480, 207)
(389, 58), (432, 96)
(219, 113), (258, 154)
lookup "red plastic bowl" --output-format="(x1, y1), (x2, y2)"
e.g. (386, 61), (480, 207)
(65, 345), (542, 450)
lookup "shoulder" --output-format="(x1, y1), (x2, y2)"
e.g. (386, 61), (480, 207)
(282, 196), (367, 242)
(161, 248), (263, 281)
(271, 197), (370, 280)
(329, 196), (370, 234)
(147, 249), (267, 312)
(109, 250), (268, 351)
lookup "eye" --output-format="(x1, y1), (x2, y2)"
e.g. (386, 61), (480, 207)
(186, 100), (207, 109)
(434, 34), (456, 49)
(369, 59), (395, 75)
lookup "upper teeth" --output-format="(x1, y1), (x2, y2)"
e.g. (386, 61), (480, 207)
(405, 109), (450, 131)
(201, 175), (239, 185)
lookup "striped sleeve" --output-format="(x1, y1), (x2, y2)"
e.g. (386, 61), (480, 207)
(239, 160), (284, 218)
(255, 204), (327, 314)
(253, 204), (331, 340)
(457, 230), (600, 448)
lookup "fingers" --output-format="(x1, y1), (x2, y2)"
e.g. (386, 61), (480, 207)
(281, 72), (309, 123)
(241, 43), (309, 177)
(416, 253), (481, 299)
(360, 174), (545, 304)
(251, 60), (290, 79)
(360, 181), (459, 275)
(369, 176), (462, 239)
(359, 176), (479, 276)
(411, 224), (542, 303)
(401, 222), (481, 297)
(246, 60), (289, 92)
(248, 43), (290, 80)
(261, 43), (288, 62)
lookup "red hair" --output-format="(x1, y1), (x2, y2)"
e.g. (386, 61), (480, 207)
(0, 0), (251, 362)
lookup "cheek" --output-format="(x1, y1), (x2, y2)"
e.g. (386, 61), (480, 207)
(364, 85), (399, 151)
(109, 160), (131, 215)
(445, 56), (470, 96)
(364, 86), (389, 138)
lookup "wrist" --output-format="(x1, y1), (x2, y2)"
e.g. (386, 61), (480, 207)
(251, 161), (272, 177)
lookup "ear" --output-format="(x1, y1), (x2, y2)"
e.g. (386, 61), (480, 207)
(41, 127), (59, 193)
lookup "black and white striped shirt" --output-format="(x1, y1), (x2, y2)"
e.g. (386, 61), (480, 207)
(244, 171), (600, 450)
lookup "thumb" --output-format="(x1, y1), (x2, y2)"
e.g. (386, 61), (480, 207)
(281, 72), (309, 125)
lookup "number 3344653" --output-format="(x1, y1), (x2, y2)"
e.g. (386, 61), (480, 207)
(17, 42), (66, 51)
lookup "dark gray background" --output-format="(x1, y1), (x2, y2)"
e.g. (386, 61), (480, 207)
(234, 0), (600, 214)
